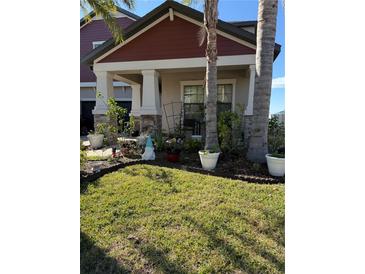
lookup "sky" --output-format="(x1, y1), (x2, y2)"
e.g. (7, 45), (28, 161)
(81, 0), (285, 114)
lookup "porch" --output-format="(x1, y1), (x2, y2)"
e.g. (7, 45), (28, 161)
(92, 55), (256, 137)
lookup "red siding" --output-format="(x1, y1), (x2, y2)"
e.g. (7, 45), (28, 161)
(100, 16), (255, 63)
(80, 17), (135, 82)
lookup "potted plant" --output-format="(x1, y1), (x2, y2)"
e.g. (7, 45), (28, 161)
(87, 123), (106, 149)
(266, 147), (285, 177)
(198, 146), (220, 171)
(266, 116), (285, 176)
(165, 138), (182, 162)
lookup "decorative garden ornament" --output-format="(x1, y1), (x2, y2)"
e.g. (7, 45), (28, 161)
(142, 135), (155, 160)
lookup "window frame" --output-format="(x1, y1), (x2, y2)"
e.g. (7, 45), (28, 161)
(180, 79), (236, 112)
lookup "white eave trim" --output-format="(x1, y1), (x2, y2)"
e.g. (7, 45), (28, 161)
(80, 81), (130, 87)
(93, 55), (256, 72)
(169, 8), (174, 21)
(174, 12), (256, 50)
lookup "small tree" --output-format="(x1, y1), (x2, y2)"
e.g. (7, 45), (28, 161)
(217, 111), (241, 153)
(95, 92), (128, 146)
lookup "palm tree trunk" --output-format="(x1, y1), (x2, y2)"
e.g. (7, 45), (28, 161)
(247, 0), (278, 162)
(204, 0), (219, 151)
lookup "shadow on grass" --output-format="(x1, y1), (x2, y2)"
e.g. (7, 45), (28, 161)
(80, 179), (100, 194)
(136, 242), (188, 274)
(185, 216), (283, 273)
(226, 208), (285, 248)
(220, 222), (284, 272)
(81, 232), (131, 274)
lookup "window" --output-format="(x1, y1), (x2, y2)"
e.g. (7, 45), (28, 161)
(92, 41), (105, 49)
(217, 84), (233, 113)
(183, 83), (233, 116)
(182, 83), (234, 134)
(183, 85), (204, 122)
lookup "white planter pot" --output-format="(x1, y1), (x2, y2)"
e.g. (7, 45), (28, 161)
(199, 151), (220, 170)
(266, 154), (285, 177)
(87, 134), (104, 149)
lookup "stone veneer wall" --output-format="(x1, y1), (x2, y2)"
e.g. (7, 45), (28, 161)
(93, 114), (109, 129)
(140, 115), (162, 136)
(242, 115), (253, 148)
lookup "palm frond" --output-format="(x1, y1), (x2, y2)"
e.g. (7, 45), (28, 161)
(81, 0), (135, 44)
(181, 0), (202, 7)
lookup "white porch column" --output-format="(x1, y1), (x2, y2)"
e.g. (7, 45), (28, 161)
(130, 84), (141, 117)
(140, 70), (161, 115)
(93, 71), (114, 115)
(245, 64), (256, 115)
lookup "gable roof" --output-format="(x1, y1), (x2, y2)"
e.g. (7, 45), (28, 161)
(229, 20), (257, 28)
(80, 6), (140, 27)
(81, 1), (281, 65)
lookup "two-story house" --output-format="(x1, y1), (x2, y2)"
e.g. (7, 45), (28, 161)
(80, 1), (280, 138)
(80, 7), (140, 134)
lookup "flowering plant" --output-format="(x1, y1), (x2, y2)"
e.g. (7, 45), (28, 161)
(165, 138), (183, 154)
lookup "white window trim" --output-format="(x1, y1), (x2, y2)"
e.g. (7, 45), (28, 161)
(80, 81), (130, 87)
(180, 79), (237, 111)
(92, 41), (105, 49)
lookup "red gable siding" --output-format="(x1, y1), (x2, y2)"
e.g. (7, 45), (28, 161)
(80, 17), (135, 82)
(100, 16), (255, 63)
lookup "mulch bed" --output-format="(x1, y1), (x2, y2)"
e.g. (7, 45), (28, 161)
(81, 151), (284, 185)
(81, 158), (139, 183)
(152, 152), (284, 184)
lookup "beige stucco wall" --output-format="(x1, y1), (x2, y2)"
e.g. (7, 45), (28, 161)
(159, 68), (249, 132)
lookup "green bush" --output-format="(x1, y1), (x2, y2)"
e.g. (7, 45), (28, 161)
(218, 111), (241, 153)
(183, 138), (203, 152)
(95, 94), (128, 145)
(153, 133), (165, 152)
(268, 116), (285, 153)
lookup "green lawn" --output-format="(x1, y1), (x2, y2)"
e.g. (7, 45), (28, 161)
(81, 164), (284, 274)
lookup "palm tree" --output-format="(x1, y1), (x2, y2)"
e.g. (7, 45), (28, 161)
(80, 0), (135, 43)
(247, 0), (279, 162)
(202, 0), (219, 151)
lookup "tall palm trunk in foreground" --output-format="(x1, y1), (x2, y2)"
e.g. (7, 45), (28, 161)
(247, 0), (278, 162)
(204, 0), (219, 151)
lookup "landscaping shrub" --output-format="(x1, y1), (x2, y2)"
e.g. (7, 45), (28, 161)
(268, 116), (285, 154)
(165, 138), (183, 154)
(183, 138), (203, 152)
(119, 140), (142, 159)
(95, 94), (128, 145)
(153, 133), (165, 152)
(218, 111), (242, 153)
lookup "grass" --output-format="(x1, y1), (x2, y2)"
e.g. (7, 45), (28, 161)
(81, 164), (284, 273)
(86, 155), (111, 161)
